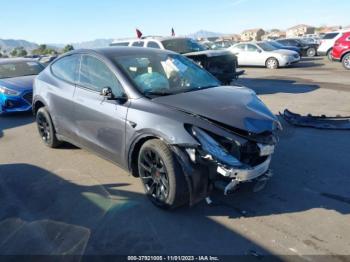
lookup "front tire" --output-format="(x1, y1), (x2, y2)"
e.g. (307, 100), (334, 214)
(266, 58), (279, 69)
(306, 47), (316, 57)
(138, 139), (189, 209)
(342, 54), (350, 70)
(36, 107), (61, 148)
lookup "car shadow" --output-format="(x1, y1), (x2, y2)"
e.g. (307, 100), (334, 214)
(300, 57), (324, 61)
(0, 112), (34, 139)
(0, 163), (274, 257)
(289, 61), (325, 68)
(235, 78), (319, 95)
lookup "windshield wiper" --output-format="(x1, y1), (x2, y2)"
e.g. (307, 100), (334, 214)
(183, 85), (219, 93)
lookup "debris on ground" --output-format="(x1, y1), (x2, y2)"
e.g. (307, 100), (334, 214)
(280, 109), (350, 130)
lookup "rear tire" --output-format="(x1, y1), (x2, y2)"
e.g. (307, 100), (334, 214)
(265, 58), (279, 69)
(306, 47), (316, 57)
(342, 53), (350, 70)
(327, 49), (333, 61)
(36, 107), (62, 148)
(138, 139), (189, 209)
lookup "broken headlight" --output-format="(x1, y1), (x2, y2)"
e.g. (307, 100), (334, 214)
(190, 126), (242, 167)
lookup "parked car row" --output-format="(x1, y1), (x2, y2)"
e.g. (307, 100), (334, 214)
(111, 37), (244, 84)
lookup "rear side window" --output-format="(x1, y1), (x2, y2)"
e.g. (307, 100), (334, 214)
(51, 55), (80, 83)
(78, 55), (124, 95)
(235, 44), (246, 51)
(323, 33), (339, 39)
(247, 44), (258, 52)
(132, 41), (144, 47)
(147, 41), (161, 49)
(111, 42), (130, 46)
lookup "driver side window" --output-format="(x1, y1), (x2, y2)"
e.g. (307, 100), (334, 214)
(78, 55), (124, 96)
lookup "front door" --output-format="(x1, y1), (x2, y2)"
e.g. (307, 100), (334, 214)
(73, 54), (129, 165)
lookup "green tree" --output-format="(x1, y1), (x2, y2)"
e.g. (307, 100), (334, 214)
(32, 44), (58, 55)
(10, 49), (18, 57)
(10, 47), (27, 57)
(63, 44), (74, 53)
(17, 47), (27, 57)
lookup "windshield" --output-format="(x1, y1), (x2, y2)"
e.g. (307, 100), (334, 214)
(113, 53), (220, 97)
(0, 61), (44, 79)
(161, 38), (206, 54)
(257, 42), (278, 51)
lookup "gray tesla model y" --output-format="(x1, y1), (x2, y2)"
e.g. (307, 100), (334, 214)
(33, 47), (281, 209)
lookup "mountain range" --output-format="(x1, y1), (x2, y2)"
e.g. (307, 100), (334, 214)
(0, 30), (223, 52)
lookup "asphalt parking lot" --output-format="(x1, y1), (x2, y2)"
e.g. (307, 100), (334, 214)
(0, 57), (349, 259)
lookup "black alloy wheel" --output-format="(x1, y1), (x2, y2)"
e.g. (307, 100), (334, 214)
(138, 139), (189, 209)
(36, 107), (61, 148)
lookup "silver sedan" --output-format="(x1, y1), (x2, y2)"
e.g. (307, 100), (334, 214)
(229, 42), (300, 69)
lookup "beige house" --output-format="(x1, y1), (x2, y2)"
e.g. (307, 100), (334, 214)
(262, 30), (286, 40)
(221, 34), (241, 42)
(286, 24), (315, 37)
(241, 28), (265, 41)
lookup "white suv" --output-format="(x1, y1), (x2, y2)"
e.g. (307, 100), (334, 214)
(318, 30), (350, 60)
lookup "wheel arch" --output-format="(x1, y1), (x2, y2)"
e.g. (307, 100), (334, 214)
(128, 134), (163, 177)
(265, 57), (279, 67)
(341, 51), (350, 61)
(32, 97), (47, 115)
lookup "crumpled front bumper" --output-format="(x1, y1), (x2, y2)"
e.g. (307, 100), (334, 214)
(217, 156), (271, 181)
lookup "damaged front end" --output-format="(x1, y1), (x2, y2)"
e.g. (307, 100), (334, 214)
(174, 124), (279, 205)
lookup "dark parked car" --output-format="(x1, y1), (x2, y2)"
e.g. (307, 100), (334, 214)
(276, 38), (318, 57)
(0, 58), (44, 113)
(268, 40), (302, 56)
(33, 47), (280, 209)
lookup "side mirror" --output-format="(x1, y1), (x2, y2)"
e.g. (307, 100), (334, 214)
(100, 87), (115, 100)
(101, 87), (128, 104)
(257, 49), (262, 53)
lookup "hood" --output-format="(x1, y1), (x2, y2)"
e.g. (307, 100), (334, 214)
(272, 49), (298, 56)
(184, 49), (233, 58)
(0, 75), (36, 91)
(153, 86), (278, 134)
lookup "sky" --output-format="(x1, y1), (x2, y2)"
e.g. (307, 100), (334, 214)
(1, 0), (349, 44)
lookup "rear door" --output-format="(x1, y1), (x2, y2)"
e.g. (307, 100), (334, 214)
(49, 54), (81, 139)
(73, 54), (129, 165)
